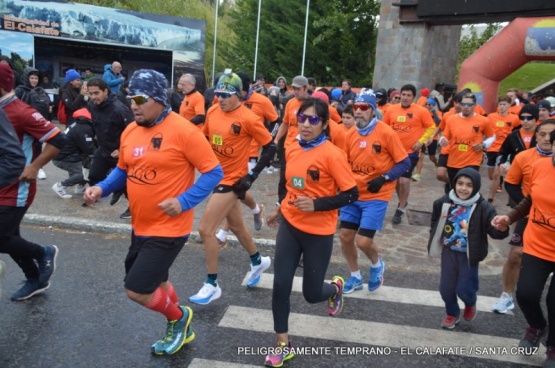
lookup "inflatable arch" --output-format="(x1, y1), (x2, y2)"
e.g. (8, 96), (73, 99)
(458, 17), (555, 113)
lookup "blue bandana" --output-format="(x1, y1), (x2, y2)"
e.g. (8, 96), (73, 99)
(537, 146), (553, 156)
(129, 69), (169, 107)
(356, 117), (378, 136)
(296, 132), (328, 151)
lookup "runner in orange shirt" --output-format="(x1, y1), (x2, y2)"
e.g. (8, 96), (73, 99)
(191, 72), (276, 305)
(84, 69), (223, 355)
(538, 100), (551, 124)
(264, 98), (358, 367)
(339, 89), (410, 294)
(215, 71), (279, 246)
(416, 87), (430, 107)
(383, 84), (435, 224)
(507, 88), (523, 115)
(486, 96), (520, 203)
(491, 120), (555, 315)
(178, 73), (205, 128)
(413, 97), (442, 181)
(492, 128), (555, 367)
(440, 93), (495, 185)
(375, 88), (390, 116)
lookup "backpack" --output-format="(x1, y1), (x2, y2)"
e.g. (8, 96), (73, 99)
(21, 87), (51, 119)
(57, 99), (68, 125)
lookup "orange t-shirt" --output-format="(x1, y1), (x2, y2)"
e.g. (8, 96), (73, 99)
(243, 92), (279, 158)
(416, 96), (427, 107)
(442, 113), (494, 168)
(281, 140), (356, 235)
(283, 98), (303, 149)
(509, 104), (522, 116)
(203, 104), (272, 185)
(329, 105), (341, 123)
(523, 158), (555, 261)
(475, 104), (487, 116)
(487, 112), (521, 152)
(383, 103), (434, 154)
(519, 130), (535, 150)
(505, 147), (549, 197)
(379, 103), (391, 116)
(179, 90), (205, 127)
(438, 109), (456, 154)
(343, 122), (408, 201)
(117, 113), (220, 237)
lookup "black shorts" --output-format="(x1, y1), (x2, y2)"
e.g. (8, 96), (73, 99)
(437, 154), (448, 168)
(508, 218), (528, 246)
(124, 234), (188, 294)
(426, 140), (438, 156)
(486, 152), (500, 168)
(400, 156), (419, 179)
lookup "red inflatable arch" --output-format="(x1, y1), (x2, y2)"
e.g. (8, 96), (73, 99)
(458, 17), (555, 113)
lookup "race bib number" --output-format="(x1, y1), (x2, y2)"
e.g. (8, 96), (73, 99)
(397, 116), (406, 123)
(291, 176), (305, 189)
(496, 121), (504, 127)
(458, 144), (468, 152)
(212, 134), (223, 146)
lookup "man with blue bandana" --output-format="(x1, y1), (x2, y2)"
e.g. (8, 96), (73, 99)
(190, 72), (277, 305)
(339, 89), (411, 293)
(84, 69), (223, 355)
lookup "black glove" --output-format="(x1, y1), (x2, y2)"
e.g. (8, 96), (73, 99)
(367, 175), (386, 193)
(233, 173), (256, 196)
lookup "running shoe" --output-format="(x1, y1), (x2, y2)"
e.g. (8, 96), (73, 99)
(37, 168), (47, 180)
(245, 256), (271, 287)
(11, 279), (50, 301)
(264, 341), (294, 367)
(368, 259), (385, 291)
(253, 204), (265, 231)
(463, 305), (477, 321)
(441, 315), (460, 330)
(343, 275), (363, 294)
(151, 306), (195, 355)
(327, 276), (344, 316)
(492, 292), (514, 314)
(392, 208), (405, 224)
(52, 182), (72, 199)
(37, 245), (58, 284)
(189, 283), (222, 305)
(411, 173), (421, 181)
(519, 325), (547, 351)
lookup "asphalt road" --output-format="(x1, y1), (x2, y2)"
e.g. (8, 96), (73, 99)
(0, 226), (547, 368)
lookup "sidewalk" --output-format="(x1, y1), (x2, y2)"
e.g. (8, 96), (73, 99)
(26, 159), (512, 276)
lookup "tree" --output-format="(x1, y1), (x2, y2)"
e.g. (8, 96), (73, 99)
(225, 0), (379, 86)
(457, 23), (502, 78)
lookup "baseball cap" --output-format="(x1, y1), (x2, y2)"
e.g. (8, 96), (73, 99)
(291, 76), (308, 88)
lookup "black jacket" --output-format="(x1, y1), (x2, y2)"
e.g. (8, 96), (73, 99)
(55, 116), (96, 164)
(87, 94), (134, 157)
(428, 195), (508, 266)
(498, 127), (537, 165)
(60, 83), (88, 122)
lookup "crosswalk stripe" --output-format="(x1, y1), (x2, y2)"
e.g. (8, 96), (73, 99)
(245, 273), (512, 314)
(189, 358), (259, 368)
(219, 306), (545, 366)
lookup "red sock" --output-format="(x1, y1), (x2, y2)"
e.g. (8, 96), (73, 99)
(164, 282), (179, 305)
(145, 288), (183, 321)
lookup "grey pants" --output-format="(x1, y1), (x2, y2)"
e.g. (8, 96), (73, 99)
(53, 159), (86, 187)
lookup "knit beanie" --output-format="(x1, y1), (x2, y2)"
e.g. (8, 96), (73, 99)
(519, 104), (539, 120)
(0, 63), (15, 92)
(129, 69), (169, 106)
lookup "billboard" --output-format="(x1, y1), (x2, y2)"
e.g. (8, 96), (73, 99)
(0, 0), (206, 89)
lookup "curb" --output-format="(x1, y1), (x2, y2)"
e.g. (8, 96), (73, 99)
(23, 213), (277, 247)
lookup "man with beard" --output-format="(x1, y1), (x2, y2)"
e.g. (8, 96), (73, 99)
(84, 69), (223, 355)
(339, 89), (410, 293)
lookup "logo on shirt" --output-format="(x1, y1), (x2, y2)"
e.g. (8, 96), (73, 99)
(149, 133), (163, 151)
(407, 113), (413, 119)
(472, 125), (479, 133)
(531, 208), (555, 232)
(372, 142), (382, 154)
(306, 165), (320, 183)
(128, 165), (158, 185)
(245, 103), (253, 110)
(230, 122), (242, 135)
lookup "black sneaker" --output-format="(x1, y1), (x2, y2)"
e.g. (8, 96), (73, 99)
(120, 207), (132, 219)
(519, 325), (547, 353)
(37, 245), (58, 284)
(11, 279), (50, 301)
(392, 208), (405, 224)
(110, 191), (125, 206)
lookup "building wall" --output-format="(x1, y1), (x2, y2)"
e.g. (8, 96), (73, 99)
(373, 0), (461, 92)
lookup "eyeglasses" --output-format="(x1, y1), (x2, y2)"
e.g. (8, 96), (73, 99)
(126, 95), (149, 105)
(460, 102), (475, 107)
(392, 96), (400, 100)
(425, 103), (434, 106)
(297, 113), (321, 125)
(215, 91), (236, 99)
(353, 103), (371, 112)
(520, 115), (535, 121)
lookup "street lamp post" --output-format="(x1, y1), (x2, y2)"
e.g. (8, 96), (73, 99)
(301, 0), (310, 75)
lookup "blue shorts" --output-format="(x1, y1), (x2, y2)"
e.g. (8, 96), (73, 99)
(339, 200), (388, 231)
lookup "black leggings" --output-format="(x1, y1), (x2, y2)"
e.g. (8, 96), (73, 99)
(516, 253), (555, 346)
(272, 219), (336, 333)
(0, 206), (44, 279)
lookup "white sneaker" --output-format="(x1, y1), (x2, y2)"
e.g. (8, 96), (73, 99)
(37, 168), (47, 180)
(52, 182), (73, 199)
(245, 256), (271, 287)
(189, 282), (222, 305)
(73, 184), (87, 194)
(264, 167), (274, 174)
(492, 292), (515, 314)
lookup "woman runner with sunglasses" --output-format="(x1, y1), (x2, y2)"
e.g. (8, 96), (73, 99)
(264, 98), (358, 367)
